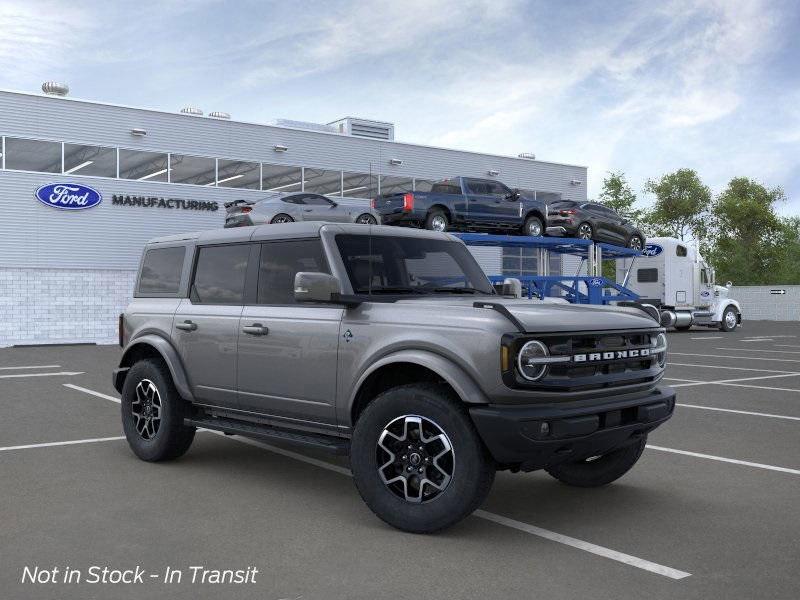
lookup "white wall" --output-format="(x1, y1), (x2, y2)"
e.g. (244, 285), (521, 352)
(729, 286), (800, 322)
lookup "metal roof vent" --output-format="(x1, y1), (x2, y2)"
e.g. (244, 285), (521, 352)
(42, 82), (69, 96)
(208, 111), (231, 119)
(518, 152), (536, 160)
(328, 117), (395, 141)
(180, 106), (203, 116)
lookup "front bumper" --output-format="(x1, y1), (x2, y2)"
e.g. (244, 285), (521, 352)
(469, 386), (675, 471)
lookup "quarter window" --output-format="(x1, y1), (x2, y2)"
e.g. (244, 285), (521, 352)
(137, 246), (186, 295)
(191, 245), (250, 305)
(257, 240), (329, 305)
(4, 137), (61, 173)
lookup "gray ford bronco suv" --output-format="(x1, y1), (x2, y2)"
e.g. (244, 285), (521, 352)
(114, 222), (674, 533)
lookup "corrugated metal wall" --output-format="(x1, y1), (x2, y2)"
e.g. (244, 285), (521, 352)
(729, 286), (800, 321)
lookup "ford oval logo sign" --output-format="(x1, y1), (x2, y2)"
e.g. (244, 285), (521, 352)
(641, 243), (663, 257)
(35, 183), (102, 210)
(588, 277), (604, 287)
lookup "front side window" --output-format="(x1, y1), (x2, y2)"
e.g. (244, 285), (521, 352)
(676, 245), (688, 257)
(5, 137), (61, 173)
(191, 245), (250, 305)
(258, 240), (329, 305)
(466, 179), (491, 195)
(137, 246), (186, 295)
(303, 194), (334, 206)
(335, 235), (494, 295)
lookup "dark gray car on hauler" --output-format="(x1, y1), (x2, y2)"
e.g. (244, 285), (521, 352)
(113, 222), (674, 533)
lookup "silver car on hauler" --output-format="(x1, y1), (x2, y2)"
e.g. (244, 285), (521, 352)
(113, 223), (674, 533)
(224, 192), (381, 228)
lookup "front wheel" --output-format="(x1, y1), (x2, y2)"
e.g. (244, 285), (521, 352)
(121, 359), (195, 462)
(270, 213), (294, 224)
(350, 383), (495, 533)
(522, 215), (543, 237)
(545, 436), (646, 487)
(720, 306), (738, 332)
(355, 213), (378, 225)
(628, 235), (644, 251)
(576, 222), (593, 240)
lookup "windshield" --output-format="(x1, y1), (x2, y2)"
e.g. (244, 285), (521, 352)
(335, 234), (495, 296)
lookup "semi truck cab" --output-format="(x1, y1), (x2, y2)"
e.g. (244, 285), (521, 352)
(616, 236), (742, 332)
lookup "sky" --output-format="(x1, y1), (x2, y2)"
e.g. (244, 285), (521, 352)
(1, 0), (799, 212)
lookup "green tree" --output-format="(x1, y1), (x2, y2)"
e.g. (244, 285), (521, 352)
(708, 178), (787, 285)
(642, 169), (711, 241)
(598, 171), (641, 221)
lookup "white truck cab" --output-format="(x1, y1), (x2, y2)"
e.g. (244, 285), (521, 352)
(616, 237), (742, 332)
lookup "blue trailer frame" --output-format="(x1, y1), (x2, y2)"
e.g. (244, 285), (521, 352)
(455, 233), (642, 305)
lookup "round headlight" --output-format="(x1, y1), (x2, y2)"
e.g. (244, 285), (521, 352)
(652, 332), (667, 367)
(517, 340), (550, 381)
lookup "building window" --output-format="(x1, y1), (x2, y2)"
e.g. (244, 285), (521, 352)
(119, 149), (169, 182)
(304, 168), (342, 196)
(379, 175), (414, 196)
(341, 171), (377, 198)
(63, 143), (117, 177)
(262, 164), (302, 192)
(4, 137), (61, 173)
(413, 178), (436, 192)
(217, 159), (260, 189)
(170, 154), (216, 186)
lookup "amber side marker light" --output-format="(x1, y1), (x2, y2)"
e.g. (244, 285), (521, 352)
(501, 345), (510, 371)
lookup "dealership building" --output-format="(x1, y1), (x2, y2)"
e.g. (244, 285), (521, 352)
(0, 84), (588, 346)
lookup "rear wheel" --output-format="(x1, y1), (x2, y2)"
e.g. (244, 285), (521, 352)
(121, 359), (195, 462)
(577, 222), (593, 240)
(628, 235), (644, 251)
(350, 383), (495, 533)
(356, 213), (377, 225)
(545, 436), (647, 487)
(424, 209), (449, 232)
(522, 215), (543, 237)
(270, 213), (294, 224)
(720, 306), (738, 332)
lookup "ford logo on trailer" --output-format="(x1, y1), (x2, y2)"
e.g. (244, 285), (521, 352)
(35, 183), (103, 210)
(588, 277), (604, 287)
(641, 243), (663, 257)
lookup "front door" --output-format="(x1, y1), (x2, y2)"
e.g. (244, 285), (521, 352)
(463, 179), (495, 226)
(236, 239), (342, 428)
(299, 194), (349, 222)
(173, 243), (252, 408)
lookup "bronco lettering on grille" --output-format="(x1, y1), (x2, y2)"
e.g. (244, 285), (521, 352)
(573, 348), (651, 362)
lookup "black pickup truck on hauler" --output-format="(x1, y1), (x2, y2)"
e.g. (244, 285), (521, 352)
(372, 176), (550, 236)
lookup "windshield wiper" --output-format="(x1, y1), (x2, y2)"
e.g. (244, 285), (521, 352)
(354, 286), (427, 295)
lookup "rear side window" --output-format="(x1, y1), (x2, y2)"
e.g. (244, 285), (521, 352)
(258, 240), (329, 304)
(191, 245), (250, 305)
(637, 268), (659, 283)
(430, 181), (461, 194)
(137, 247), (185, 296)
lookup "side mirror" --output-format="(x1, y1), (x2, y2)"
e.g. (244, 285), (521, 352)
(505, 189), (521, 200)
(501, 277), (523, 298)
(329, 201), (338, 208)
(294, 272), (340, 303)
(726, 281), (732, 288)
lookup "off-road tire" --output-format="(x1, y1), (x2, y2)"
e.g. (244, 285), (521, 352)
(523, 215), (544, 237)
(424, 209), (449, 232)
(350, 383), (495, 533)
(270, 213), (294, 224)
(121, 359), (195, 462)
(720, 306), (738, 332)
(545, 436), (647, 487)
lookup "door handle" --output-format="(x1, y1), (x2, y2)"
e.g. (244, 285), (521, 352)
(176, 320), (197, 332)
(304, 208), (313, 212)
(242, 323), (269, 336)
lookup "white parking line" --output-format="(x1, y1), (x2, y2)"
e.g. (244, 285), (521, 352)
(0, 371), (84, 379)
(647, 445), (800, 476)
(0, 436), (125, 452)
(666, 372), (800, 388)
(671, 352), (800, 363)
(716, 347), (800, 354)
(0, 364), (61, 371)
(676, 403), (800, 421)
(669, 362), (799, 374)
(739, 338), (773, 342)
(689, 336), (724, 340)
(63, 383), (121, 403)
(64, 385), (691, 580)
(775, 344), (800, 349)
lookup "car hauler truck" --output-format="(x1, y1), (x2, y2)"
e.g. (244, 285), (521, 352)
(615, 237), (742, 332)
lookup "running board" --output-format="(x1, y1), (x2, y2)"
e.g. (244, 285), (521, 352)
(185, 416), (350, 455)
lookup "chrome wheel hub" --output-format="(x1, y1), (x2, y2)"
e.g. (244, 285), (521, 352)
(527, 222), (542, 236)
(578, 224), (592, 239)
(377, 415), (454, 503)
(131, 379), (162, 440)
(629, 237), (642, 250)
(725, 311), (737, 328)
(431, 215), (447, 231)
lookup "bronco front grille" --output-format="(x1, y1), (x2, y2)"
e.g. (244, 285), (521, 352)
(503, 329), (664, 392)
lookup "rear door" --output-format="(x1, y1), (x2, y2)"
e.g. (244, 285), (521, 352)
(173, 243), (253, 408)
(236, 238), (342, 428)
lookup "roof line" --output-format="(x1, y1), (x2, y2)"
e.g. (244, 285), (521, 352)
(0, 88), (588, 170)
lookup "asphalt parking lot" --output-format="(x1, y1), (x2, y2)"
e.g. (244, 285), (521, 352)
(2, 321), (799, 600)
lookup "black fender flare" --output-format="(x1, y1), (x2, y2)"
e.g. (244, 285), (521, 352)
(113, 334), (195, 401)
